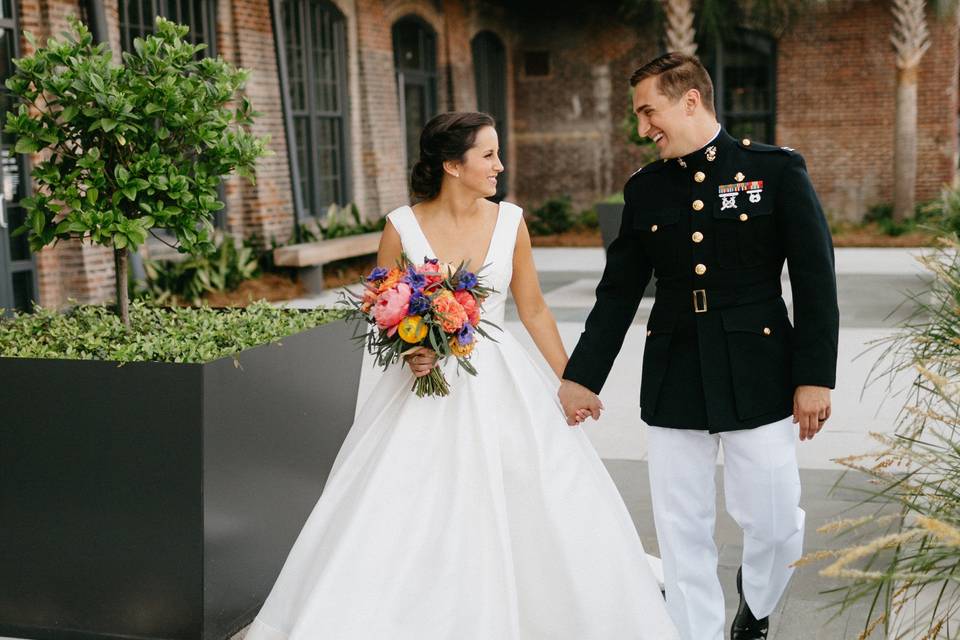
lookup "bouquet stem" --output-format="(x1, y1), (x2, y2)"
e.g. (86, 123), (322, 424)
(412, 366), (450, 398)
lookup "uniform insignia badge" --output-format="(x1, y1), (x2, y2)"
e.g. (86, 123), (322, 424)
(705, 146), (717, 162)
(735, 172), (744, 182)
(718, 180), (764, 210)
(678, 158), (687, 168)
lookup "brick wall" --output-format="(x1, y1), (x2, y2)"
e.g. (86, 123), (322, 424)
(777, 1), (958, 220)
(511, 15), (660, 212)
(17, 0), (959, 307)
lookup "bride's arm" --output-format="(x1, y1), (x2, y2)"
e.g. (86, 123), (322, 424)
(510, 218), (568, 379)
(377, 219), (402, 269)
(378, 220), (435, 376)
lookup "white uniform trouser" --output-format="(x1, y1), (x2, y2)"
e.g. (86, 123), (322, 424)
(646, 417), (804, 640)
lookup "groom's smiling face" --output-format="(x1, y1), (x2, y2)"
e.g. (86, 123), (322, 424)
(632, 76), (695, 160)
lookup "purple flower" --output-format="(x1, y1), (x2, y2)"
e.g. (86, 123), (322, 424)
(367, 266), (389, 281)
(401, 266), (427, 290)
(456, 271), (478, 291)
(408, 291), (431, 316)
(457, 323), (475, 346)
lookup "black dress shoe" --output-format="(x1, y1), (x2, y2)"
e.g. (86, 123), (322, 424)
(730, 567), (769, 640)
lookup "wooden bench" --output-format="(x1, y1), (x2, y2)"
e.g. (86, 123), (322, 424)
(273, 231), (382, 293)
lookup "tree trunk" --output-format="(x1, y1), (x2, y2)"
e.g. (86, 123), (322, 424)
(115, 246), (130, 327)
(893, 64), (919, 223)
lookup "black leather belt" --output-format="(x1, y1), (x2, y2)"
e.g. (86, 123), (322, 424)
(654, 281), (783, 314)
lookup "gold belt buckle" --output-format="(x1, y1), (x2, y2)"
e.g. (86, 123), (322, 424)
(693, 289), (708, 313)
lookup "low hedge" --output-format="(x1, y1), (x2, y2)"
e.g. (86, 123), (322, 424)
(0, 301), (347, 363)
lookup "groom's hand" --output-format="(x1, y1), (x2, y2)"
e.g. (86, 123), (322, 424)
(558, 379), (603, 427)
(794, 385), (832, 441)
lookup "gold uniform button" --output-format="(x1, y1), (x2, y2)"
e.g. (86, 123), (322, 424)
(763, 327), (772, 336)
(692, 231), (704, 243)
(735, 172), (745, 182)
(692, 199), (704, 211)
(694, 171), (706, 183)
(739, 213), (749, 222)
(651, 224), (659, 232)
(695, 263), (707, 275)
(742, 138), (751, 146)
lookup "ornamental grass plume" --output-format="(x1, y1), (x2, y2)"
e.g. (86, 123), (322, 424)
(797, 230), (960, 639)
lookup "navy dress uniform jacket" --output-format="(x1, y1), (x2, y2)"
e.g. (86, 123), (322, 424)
(563, 129), (840, 433)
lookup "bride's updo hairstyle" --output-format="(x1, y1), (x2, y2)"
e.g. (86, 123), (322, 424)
(411, 111), (496, 201)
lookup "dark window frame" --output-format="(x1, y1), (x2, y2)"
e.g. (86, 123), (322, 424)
(472, 30), (508, 201)
(275, 0), (352, 223)
(699, 29), (777, 144)
(0, 0), (39, 313)
(119, 0), (217, 58)
(392, 15), (438, 179)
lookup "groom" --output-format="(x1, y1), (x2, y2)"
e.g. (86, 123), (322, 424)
(559, 52), (838, 640)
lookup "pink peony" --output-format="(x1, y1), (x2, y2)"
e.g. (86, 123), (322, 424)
(373, 283), (412, 331)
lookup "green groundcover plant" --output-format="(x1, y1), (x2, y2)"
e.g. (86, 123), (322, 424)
(0, 301), (346, 363)
(4, 16), (268, 326)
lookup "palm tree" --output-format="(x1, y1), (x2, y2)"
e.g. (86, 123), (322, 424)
(890, 0), (958, 223)
(662, 0), (697, 55)
(891, 0), (932, 222)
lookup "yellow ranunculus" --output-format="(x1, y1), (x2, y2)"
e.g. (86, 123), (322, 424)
(398, 315), (428, 343)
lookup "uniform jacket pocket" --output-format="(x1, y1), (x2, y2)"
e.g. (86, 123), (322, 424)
(636, 208), (684, 276)
(720, 299), (794, 420)
(640, 312), (676, 415)
(712, 196), (777, 269)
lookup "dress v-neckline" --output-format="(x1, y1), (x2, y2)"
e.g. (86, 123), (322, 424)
(405, 202), (503, 271)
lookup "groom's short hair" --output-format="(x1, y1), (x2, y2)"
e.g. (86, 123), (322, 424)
(630, 52), (715, 115)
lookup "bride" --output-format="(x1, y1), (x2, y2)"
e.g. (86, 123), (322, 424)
(244, 112), (678, 640)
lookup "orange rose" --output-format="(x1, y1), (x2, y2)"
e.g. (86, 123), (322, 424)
(431, 290), (467, 333)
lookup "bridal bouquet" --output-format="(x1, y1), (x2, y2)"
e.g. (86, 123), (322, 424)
(338, 253), (499, 397)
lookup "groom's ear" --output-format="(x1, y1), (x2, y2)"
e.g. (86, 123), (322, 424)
(683, 88), (702, 114)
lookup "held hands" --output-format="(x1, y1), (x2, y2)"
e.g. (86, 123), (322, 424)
(558, 379), (604, 427)
(404, 347), (438, 377)
(793, 385), (832, 441)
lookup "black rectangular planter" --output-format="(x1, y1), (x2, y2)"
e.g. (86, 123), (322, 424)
(0, 319), (363, 640)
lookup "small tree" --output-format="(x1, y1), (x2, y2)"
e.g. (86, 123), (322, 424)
(4, 17), (268, 325)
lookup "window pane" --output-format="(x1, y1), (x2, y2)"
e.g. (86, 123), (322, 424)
(394, 20), (422, 71)
(404, 83), (426, 174)
(11, 270), (33, 312)
(6, 204), (27, 261)
(727, 118), (769, 143)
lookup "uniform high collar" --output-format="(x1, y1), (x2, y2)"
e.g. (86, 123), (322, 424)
(671, 127), (737, 171)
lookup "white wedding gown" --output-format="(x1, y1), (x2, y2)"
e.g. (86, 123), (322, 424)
(245, 202), (678, 640)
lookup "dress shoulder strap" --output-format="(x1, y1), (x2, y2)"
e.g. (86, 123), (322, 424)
(497, 201), (524, 255)
(385, 205), (433, 262)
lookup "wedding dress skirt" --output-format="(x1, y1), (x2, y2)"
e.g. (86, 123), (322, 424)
(244, 203), (678, 640)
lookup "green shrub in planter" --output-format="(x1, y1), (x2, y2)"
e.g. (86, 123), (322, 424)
(0, 300), (345, 363)
(4, 17), (268, 325)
